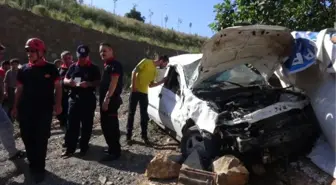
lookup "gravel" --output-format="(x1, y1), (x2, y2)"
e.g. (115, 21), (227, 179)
(0, 92), (178, 185)
(0, 91), (333, 185)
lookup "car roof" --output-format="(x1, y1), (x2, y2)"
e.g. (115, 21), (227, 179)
(168, 53), (203, 67)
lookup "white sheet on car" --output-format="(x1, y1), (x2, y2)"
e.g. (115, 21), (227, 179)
(307, 136), (336, 178)
(276, 29), (336, 178)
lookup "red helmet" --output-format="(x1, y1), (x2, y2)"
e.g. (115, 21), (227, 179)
(25, 38), (46, 52)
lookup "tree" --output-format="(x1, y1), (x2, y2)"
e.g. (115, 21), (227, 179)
(148, 9), (154, 24)
(209, 0), (335, 32)
(78, 0), (84, 4)
(164, 15), (168, 28)
(125, 5), (145, 22)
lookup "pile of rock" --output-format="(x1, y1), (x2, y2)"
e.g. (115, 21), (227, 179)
(145, 151), (249, 185)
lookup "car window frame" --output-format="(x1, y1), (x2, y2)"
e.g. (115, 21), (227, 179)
(163, 66), (182, 96)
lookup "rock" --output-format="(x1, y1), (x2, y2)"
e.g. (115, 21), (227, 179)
(106, 182), (113, 185)
(145, 153), (181, 179)
(98, 175), (107, 185)
(212, 155), (249, 185)
(331, 179), (336, 185)
(181, 150), (204, 170)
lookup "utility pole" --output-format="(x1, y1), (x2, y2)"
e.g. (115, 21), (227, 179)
(164, 15), (168, 28)
(177, 18), (182, 31)
(161, 3), (167, 27)
(148, 9), (154, 24)
(189, 22), (192, 33)
(113, 0), (118, 14)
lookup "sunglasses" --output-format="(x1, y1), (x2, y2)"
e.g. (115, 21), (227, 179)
(25, 48), (37, 53)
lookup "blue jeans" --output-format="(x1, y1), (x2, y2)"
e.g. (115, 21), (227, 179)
(0, 105), (17, 157)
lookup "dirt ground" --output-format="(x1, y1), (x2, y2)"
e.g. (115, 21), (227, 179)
(0, 91), (334, 185)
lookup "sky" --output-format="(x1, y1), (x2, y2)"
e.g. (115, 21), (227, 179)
(82, 0), (222, 37)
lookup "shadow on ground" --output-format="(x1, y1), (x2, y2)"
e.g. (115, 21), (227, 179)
(68, 145), (153, 174)
(49, 127), (126, 138)
(0, 158), (30, 185)
(71, 144), (153, 174)
(91, 129), (127, 137)
(1, 159), (80, 185)
(129, 140), (179, 151)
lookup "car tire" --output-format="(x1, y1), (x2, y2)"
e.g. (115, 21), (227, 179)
(181, 125), (206, 158)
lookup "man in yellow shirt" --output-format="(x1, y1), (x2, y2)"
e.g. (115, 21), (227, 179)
(127, 55), (169, 145)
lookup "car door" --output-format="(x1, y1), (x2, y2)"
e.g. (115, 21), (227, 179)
(158, 66), (185, 135)
(147, 67), (169, 126)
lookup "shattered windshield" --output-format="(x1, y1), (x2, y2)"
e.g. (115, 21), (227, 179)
(183, 59), (201, 87)
(195, 64), (266, 89)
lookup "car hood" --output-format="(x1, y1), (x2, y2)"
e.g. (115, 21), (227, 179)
(190, 25), (294, 88)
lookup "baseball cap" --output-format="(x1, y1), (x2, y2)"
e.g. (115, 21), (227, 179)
(76, 45), (90, 58)
(61, 50), (71, 58)
(54, 59), (61, 64)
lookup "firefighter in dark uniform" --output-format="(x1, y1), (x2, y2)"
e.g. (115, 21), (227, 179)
(61, 45), (101, 158)
(12, 38), (62, 183)
(57, 51), (74, 148)
(98, 42), (123, 161)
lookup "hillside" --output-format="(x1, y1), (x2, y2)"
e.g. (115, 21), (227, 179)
(0, 4), (190, 74)
(2, 0), (207, 52)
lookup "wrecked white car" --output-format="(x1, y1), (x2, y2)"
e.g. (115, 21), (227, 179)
(148, 25), (319, 164)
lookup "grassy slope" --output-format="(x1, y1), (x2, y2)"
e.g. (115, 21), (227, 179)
(2, 0), (207, 52)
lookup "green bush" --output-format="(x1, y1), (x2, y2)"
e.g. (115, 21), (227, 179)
(83, 19), (94, 29)
(32, 5), (49, 17)
(5, 1), (21, 9)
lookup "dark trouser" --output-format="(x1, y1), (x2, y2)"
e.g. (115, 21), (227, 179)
(100, 97), (122, 155)
(126, 92), (149, 140)
(18, 110), (52, 173)
(65, 95), (96, 153)
(56, 93), (69, 128)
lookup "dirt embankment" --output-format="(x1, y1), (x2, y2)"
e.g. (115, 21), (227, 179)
(0, 5), (187, 73)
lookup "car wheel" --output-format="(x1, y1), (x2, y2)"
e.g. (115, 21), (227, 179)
(181, 126), (206, 158)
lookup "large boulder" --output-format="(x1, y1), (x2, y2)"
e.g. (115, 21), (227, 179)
(145, 153), (182, 179)
(212, 155), (249, 185)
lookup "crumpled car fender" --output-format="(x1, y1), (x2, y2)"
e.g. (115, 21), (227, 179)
(182, 91), (218, 134)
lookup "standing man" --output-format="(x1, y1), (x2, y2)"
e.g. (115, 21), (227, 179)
(99, 42), (123, 161)
(57, 51), (73, 130)
(0, 44), (25, 163)
(126, 56), (169, 145)
(1, 60), (10, 113)
(4, 58), (20, 120)
(57, 51), (74, 149)
(0, 60), (10, 74)
(62, 45), (100, 158)
(54, 59), (62, 70)
(12, 38), (62, 183)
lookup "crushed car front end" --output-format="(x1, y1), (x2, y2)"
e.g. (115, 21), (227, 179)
(210, 87), (320, 163)
(184, 25), (320, 164)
